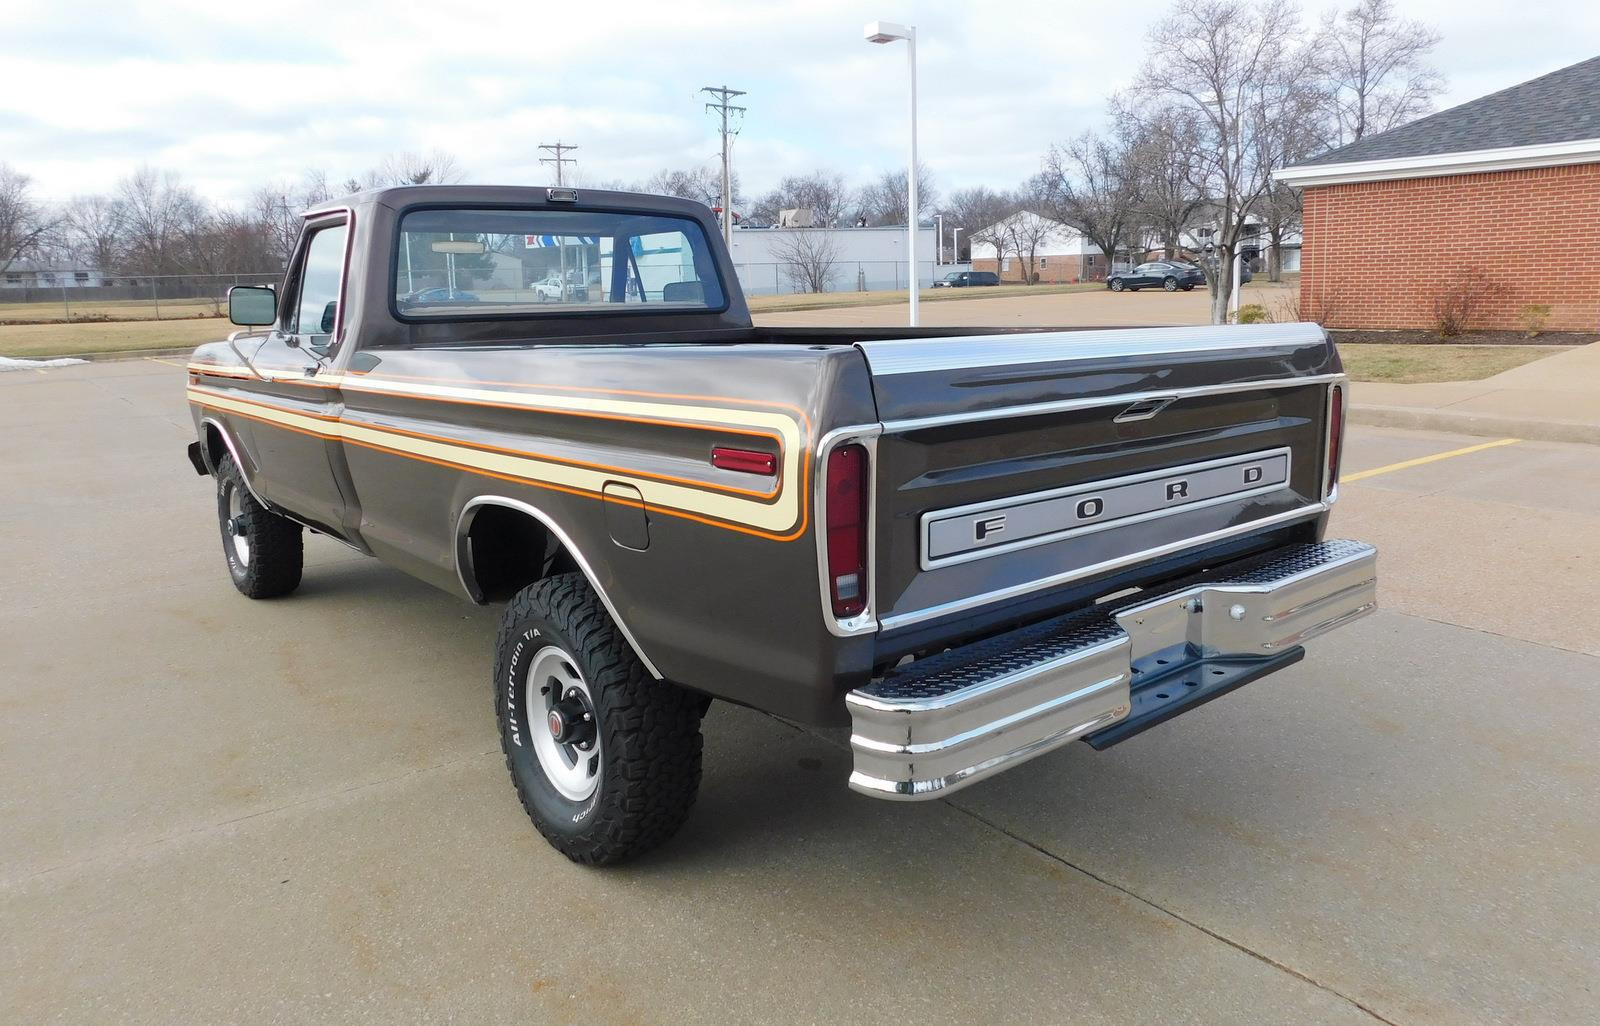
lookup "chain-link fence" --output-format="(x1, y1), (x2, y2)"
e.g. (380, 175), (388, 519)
(0, 272), (282, 323)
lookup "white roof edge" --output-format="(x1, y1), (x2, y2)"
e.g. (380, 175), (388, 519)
(1274, 137), (1600, 187)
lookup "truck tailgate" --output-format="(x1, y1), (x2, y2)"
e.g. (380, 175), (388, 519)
(855, 324), (1342, 637)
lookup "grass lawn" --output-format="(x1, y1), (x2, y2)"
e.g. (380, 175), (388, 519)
(1338, 343), (1574, 383)
(0, 297), (222, 323)
(0, 317), (230, 359)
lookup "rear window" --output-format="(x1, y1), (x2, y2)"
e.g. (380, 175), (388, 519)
(393, 207), (727, 317)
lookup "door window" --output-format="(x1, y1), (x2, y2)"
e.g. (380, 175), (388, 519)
(293, 222), (349, 344)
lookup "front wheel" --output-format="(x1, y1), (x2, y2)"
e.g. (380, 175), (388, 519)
(494, 573), (704, 865)
(216, 453), (302, 598)
(1163, 277), (1178, 292)
(1109, 278), (1125, 292)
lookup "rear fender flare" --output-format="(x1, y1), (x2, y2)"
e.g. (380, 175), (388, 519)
(453, 495), (663, 680)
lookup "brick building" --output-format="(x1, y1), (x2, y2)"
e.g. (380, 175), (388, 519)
(1277, 55), (1600, 332)
(969, 211), (1109, 283)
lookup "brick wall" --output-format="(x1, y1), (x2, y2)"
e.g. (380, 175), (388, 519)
(1300, 162), (1600, 331)
(972, 254), (1108, 283)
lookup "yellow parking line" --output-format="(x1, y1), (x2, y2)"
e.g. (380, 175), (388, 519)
(1343, 438), (1521, 483)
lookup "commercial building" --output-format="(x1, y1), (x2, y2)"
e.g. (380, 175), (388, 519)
(1277, 55), (1600, 331)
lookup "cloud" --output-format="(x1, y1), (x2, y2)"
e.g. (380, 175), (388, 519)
(3, 0), (1596, 207)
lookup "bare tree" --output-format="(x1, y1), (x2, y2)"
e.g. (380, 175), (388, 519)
(251, 170), (336, 267)
(344, 150), (466, 192)
(1118, 104), (1207, 259)
(1040, 131), (1141, 277)
(640, 165), (739, 211)
(772, 228), (842, 293)
(117, 166), (199, 275)
(0, 163), (56, 276)
(749, 170), (855, 226)
(1319, 0), (1443, 143)
(858, 164), (939, 226)
(1132, 0), (1309, 323)
(61, 194), (125, 272)
(943, 186), (1015, 264)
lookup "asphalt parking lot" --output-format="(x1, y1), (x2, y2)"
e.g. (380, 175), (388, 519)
(3, 358), (1597, 1025)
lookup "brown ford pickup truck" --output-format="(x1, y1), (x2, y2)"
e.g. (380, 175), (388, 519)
(184, 185), (1376, 865)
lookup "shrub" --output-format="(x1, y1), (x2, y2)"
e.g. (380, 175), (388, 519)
(1236, 304), (1269, 324)
(1519, 303), (1552, 338)
(1431, 268), (1505, 338)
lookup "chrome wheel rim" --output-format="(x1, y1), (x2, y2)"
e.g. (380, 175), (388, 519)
(527, 645), (601, 802)
(224, 484), (250, 566)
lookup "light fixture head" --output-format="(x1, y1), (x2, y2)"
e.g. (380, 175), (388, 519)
(864, 20), (911, 43)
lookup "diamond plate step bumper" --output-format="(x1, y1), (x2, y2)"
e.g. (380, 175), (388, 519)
(846, 539), (1378, 800)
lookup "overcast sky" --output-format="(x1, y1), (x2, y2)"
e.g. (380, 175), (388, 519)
(3, 0), (1596, 206)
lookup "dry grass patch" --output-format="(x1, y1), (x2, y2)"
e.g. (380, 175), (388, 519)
(1338, 344), (1574, 384)
(0, 317), (229, 359)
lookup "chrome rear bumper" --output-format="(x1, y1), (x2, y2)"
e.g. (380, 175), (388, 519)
(846, 539), (1377, 800)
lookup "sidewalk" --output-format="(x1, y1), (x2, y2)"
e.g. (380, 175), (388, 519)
(1349, 341), (1600, 444)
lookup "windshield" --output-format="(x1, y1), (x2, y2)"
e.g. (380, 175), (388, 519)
(393, 207), (727, 317)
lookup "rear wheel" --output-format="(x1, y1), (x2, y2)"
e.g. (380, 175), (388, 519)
(494, 573), (704, 865)
(1163, 276), (1178, 291)
(215, 453), (302, 598)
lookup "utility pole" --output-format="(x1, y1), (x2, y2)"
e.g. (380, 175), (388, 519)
(538, 142), (579, 301)
(700, 85), (746, 249)
(538, 142), (579, 186)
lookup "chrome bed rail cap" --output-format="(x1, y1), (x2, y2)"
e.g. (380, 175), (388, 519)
(854, 322), (1329, 376)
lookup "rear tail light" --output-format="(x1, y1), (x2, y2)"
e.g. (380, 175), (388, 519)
(1325, 383), (1345, 497)
(825, 443), (870, 618)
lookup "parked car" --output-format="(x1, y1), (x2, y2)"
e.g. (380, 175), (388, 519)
(191, 185), (1373, 865)
(531, 274), (589, 302)
(1107, 261), (1205, 292)
(934, 270), (1001, 287)
(399, 287), (479, 305)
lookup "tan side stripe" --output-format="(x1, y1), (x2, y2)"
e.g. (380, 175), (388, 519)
(188, 388), (804, 535)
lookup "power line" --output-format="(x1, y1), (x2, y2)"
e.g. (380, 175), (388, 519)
(537, 142), (579, 186)
(700, 85), (746, 248)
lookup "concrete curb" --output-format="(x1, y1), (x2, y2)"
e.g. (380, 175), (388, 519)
(1351, 403), (1600, 446)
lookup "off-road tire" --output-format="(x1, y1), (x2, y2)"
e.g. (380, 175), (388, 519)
(494, 573), (703, 865)
(216, 453), (303, 599)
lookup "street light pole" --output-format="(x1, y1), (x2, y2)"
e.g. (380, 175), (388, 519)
(952, 227), (963, 265)
(934, 213), (944, 265)
(866, 20), (919, 326)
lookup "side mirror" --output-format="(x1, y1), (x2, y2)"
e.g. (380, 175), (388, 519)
(320, 300), (337, 335)
(228, 285), (277, 327)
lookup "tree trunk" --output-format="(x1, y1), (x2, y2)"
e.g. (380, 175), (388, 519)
(1267, 227), (1283, 282)
(1209, 245), (1232, 325)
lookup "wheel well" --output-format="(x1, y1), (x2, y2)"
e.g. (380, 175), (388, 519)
(202, 422), (228, 472)
(460, 503), (579, 603)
